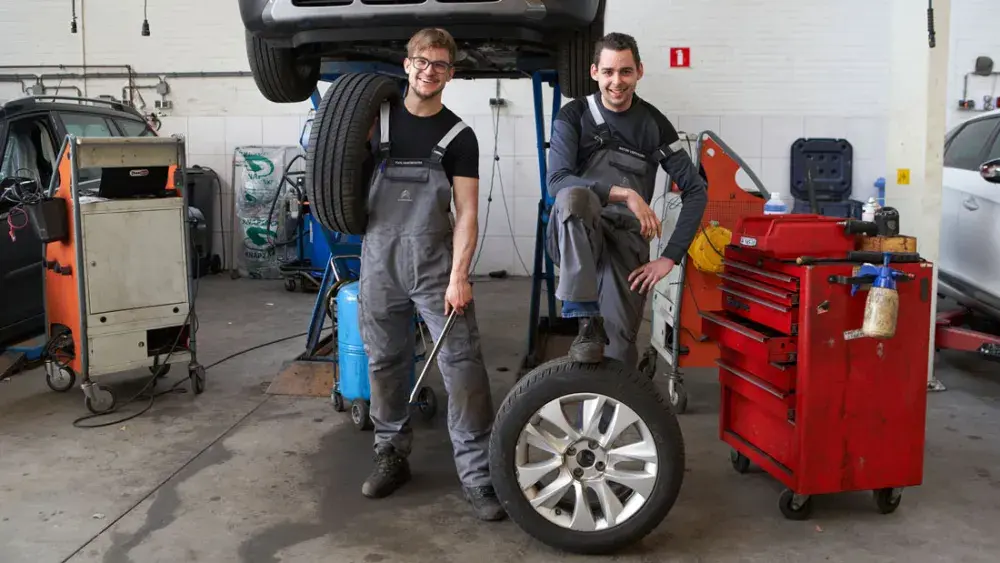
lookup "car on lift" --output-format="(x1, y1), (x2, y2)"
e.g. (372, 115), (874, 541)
(0, 96), (157, 348)
(238, 0), (606, 103)
(938, 109), (1000, 321)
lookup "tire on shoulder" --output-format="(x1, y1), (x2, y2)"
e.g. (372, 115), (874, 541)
(306, 73), (402, 235)
(245, 31), (319, 103)
(489, 357), (686, 555)
(557, 0), (605, 99)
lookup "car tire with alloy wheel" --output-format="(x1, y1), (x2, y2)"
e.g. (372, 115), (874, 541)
(306, 72), (403, 235)
(245, 31), (320, 104)
(489, 356), (685, 555)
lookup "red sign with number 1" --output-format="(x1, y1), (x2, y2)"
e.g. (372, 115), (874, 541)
(670, 47), (691, 68)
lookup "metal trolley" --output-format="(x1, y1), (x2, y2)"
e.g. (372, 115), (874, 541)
(35, 135), (203, 413)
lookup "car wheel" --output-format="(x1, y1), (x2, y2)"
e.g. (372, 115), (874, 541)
(306, 72), (402, 235)
(557, 0), (605, 99)
(489, 357), (685, 555)
(245, 31), (319, 103)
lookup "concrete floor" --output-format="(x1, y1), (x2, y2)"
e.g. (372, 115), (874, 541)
(1, 275), (999, 563)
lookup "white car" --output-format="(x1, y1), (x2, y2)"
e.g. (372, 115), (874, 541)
(938, 109), (1000, 319)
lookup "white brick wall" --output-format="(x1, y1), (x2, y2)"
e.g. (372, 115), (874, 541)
(0, 0), (986, 276)
(946, 0), (1000, 131)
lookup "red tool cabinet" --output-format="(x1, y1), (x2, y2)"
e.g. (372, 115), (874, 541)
(701, 215), (935, 520)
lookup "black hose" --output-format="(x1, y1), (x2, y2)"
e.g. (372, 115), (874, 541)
(928, 0), (936, 49)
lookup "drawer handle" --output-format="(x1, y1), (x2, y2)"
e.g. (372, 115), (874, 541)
(720, 286), (791, 312)
(717, 359), (787, 400)
(701, 311), (766, 343)
(723, 259), (796, 284)
(718, 273), (795, 300)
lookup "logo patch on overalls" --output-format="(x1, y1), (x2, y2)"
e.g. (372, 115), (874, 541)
(398, 189), (412, 202)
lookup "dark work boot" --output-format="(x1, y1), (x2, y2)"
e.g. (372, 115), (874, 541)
(463, 485), (507, 521)
(361, 444), (411, 499)
(569, 316), (608, 364)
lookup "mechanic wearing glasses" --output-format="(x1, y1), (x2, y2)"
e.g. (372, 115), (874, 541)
(355, 27), (504, 522)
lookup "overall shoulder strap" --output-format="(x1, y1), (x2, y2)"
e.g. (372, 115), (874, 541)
(586, 93), (606, 126)
(429, 121), (469, 163)
(585, 93), (615, 147)
(378, 101), (391, 157)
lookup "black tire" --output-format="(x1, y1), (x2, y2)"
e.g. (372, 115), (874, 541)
(85, 385), (117, 415)
(351, 399), (373, 431)
(778, 489), (812, 521)
(730, 450), (750, 474)
(669, 381), (689, 414)
(245, 31), (319, 103)
(873, 488), (902, 514)
(489, 357), (685, 555)
(557, 0), (605, 99)
(306, 73), (403, 235)
(332, 391), (346, 413)
(45, 364), (76, 393)
(189, 365), (206, 395)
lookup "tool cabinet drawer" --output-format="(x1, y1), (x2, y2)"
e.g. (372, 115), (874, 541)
(722, 382), (796, 471)
(722, 258), (799, 292)
(701, 310), (797, 363)
(719, 346), (796, 394)
(718, 272), (798, 307)
(718, 359), (795, 419)
(721, 286), (798, 335)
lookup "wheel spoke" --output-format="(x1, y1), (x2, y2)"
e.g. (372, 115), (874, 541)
(605, 468), (656, 499)
(569, 482), (597, 531)
(593, 479), (625, 526)
(580, 396), (607, 439)
(523, 422), (570, 455)
(607, 438), (657, 465)
(538, 399), (581, 442)
(516, 455), (564, 490)
(529, 470), (574, 509)
(601, 403), (640, 447)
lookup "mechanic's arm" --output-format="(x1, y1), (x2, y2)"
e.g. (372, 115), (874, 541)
(547, 106), (613, 205)
(451, 175), (479, 284)
(659, 151), (708, 262)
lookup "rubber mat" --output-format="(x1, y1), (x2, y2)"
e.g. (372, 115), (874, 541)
(266, 360), (335, 397)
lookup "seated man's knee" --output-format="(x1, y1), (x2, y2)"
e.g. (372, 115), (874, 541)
(553, 186), (600, 220)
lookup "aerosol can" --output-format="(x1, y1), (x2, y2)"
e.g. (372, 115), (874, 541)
(855, 254), (907, 339)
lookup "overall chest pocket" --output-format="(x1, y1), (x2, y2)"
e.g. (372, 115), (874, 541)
(384, 165), (430, 183)
(608, 150), (651, 177)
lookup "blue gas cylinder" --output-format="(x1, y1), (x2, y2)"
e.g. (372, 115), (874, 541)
(336, 281), (370, 402)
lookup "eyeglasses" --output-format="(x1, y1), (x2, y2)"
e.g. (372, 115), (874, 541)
(409, 57), (452, 73)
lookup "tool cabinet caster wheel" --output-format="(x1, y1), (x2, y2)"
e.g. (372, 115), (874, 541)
(351, 399), (372, 431)
(730, 450), (751, 474)
(669, 381), (688, 414)
(46, 364), (76, 393)
(85, 385), (117, 414)
(332, 391), (346, 412)
(189, 365), (206, 395)
(284, 278), (297, 292)
(873, 488), (902, 514)
(416, 387), (437, 421)
(778, 489), (812, 521)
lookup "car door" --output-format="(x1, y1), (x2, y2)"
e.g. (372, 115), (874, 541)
(940, 115), (1000, 297)
(0, 112), (60, 344)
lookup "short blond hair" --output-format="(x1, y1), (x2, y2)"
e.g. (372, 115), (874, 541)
(407, 28), (458, 63)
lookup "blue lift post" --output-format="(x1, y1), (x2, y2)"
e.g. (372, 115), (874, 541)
(520, 70), (578, 377)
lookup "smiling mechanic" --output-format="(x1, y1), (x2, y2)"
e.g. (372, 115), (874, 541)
(356, 27), (503, 522)
(546, 32), (709, 367)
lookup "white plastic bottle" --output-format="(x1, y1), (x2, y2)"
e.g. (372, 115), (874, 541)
(862, 197), (879, 222)
(763, 192), (789, 215)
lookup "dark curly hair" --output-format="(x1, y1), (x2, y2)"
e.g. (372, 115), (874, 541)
(592, 32), (641, 66)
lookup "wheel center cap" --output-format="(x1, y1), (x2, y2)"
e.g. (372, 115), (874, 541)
(576, 450), (596, 468)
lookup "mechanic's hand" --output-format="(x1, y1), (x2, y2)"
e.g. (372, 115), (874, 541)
(625, 190), (662, 240)
(628, 257), (676, 295)
(445, 278), (473, 316)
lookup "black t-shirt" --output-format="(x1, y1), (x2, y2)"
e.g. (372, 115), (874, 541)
(373, 103), (479, 185)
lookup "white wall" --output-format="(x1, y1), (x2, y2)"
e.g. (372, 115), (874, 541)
(4, 0), (979, 278)
(946, 0), (1000, 131)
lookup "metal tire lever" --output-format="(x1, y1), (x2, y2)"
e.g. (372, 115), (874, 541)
(409, 309), (459, 404)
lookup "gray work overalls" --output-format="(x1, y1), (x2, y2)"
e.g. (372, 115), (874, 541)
(357, 102), (494, 488)
(547, 93), (676, 367)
